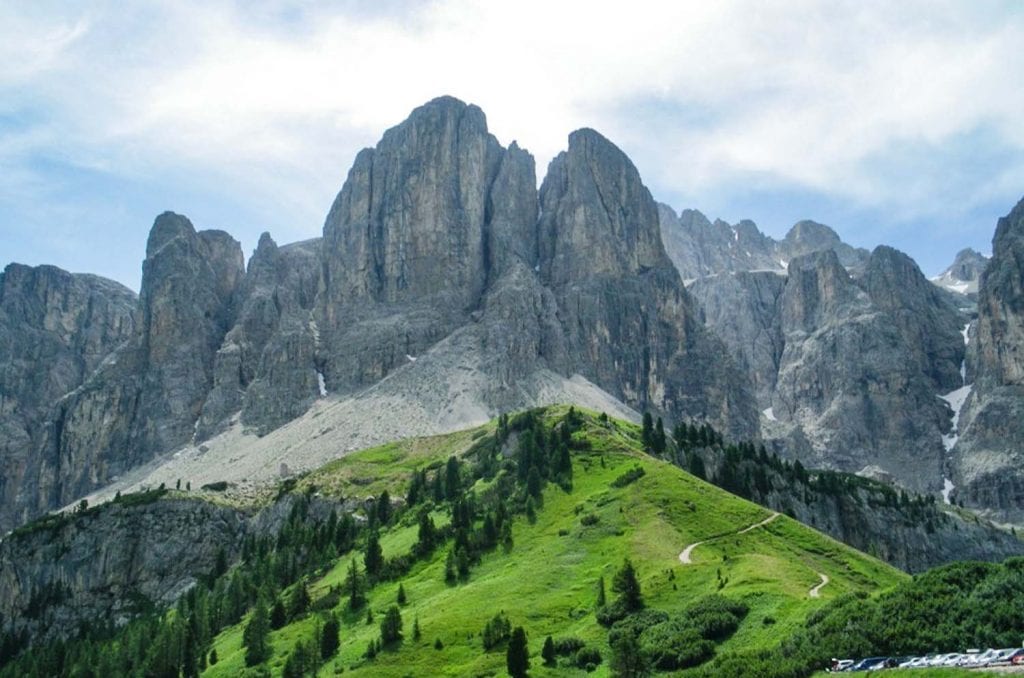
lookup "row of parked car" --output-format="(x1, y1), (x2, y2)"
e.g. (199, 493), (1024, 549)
(829, 647), (1024, 671)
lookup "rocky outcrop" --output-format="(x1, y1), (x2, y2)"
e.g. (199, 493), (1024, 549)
(0, 495), (247, 643)
(0, 265), (137, 531)
(692, 246), (964, 495)
(933, 247), (989, 298)
(953, 197), (1024, 521)
(22, 214), (243, 528)
(200, 234), (322, 437)
(658, 204), (870, 281)
(0, 97), (759, 533)
(318, 97), (527, 395)
(689, 271), (786, 407)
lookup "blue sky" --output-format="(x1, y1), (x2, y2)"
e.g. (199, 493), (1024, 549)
(2, 1), (1024, 291)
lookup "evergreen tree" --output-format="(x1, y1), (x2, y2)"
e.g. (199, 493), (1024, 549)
(344, 559), (365, 609)
(397, 583), (407, 606)
(641, 412), (654, 450)
(445, 456), (462, 501)
(320, 613), (340, 660)
(416, 508), (437, 555)
(526, 465), (542, 498)
(377, 490), (392, 525)
(596, 575), (607, 608)
(610, 630), (649, 677)
(413, 616), (422, 642)
(542, 635), (556, 666)
(445, 548), (458, 584)
(288, 580), (311, 619)
(243, 597), (271, 667)
(208, 648), (218, 666)
(688, 452), (706, 480)
(506, 626), (529, 678)
(270, 599), (287, 630)
(653, 417), (666, 454)
(364, 530), (384, 580)
(612, 559), (643, 612)
(380, 605), (403, 644)
(431, 471), (445, 503)
(282, 639), (314, 678)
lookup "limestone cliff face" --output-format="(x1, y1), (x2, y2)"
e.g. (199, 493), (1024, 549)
(954, 197), (1024, 520)
(689, 271), (786, 407)
(692, 247), (961, 495)
(658, 205), (869, 281)
(0, 497), (246, 643)
(0, 97), (755, 532)
(29, 214), (243, 524)
(200, 234), (322, 437)
(539, 129), (757, 438)
(318, 97), (530, 394)
(0, 265), (137, 530)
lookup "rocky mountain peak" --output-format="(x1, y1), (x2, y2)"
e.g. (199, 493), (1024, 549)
(784, 219), (841, 249)
(948, 248), (989, 282)
(539, 128), (665, 286)
(781, 249), (859, 334)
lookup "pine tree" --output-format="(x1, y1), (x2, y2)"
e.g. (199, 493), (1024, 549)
(320, 613), (340, 660)
(444, 548), (458, 584)
(416, 509), (437, 555)
(641, 412), (654, 450)
(364, 530), (384, 580)
(243, 597), (271, 666)
(526, 465), (542, 498)
(270, 599), (287, 630)
(413, 616), (422, 641)
(380, 605), (403, 644)
(345, 559), (365, 610)
(208, 648), (218, 666)
(397, 583), (407, 606)
(653, 417), (666, 454)
(444, 456), (462, 501)
(610, 630), (649, 677)
(377, 490), (392, 525)
(612, 559), (643, 612)
(596, 575), (607, 608)
(542, 635), (556, 666)
(506, 626), (529, 678)
(288, 580), (310, 619)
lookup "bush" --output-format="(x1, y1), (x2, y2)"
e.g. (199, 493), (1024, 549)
(611, 466), (646, 488)
(553, 636), (586, 655)
(574, 645), (603, 668)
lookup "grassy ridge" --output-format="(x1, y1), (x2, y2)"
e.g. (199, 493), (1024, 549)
(204, 408), (904, 677)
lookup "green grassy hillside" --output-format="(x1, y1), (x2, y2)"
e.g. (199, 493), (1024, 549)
(203, 407), (904, 677)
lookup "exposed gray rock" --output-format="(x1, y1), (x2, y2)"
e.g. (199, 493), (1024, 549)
(658, 204), (870, 281)
(954, 197), (1024, 521)
(689, 271), (786, 407)
(0, 496), (247, 643)
(692, 246), (962, 495)
(0, 265), (137, 531)
(201, 234), (322, 437)
(539, 129), (757, 438)
(933, 247), (989, 298)
(24, 213), (243, 530)
(318, 96), (514, 395)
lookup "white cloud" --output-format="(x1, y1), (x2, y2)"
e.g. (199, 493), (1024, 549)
(2, 0), (1023, 275)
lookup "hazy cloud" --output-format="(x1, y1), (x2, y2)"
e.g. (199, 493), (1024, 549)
(2, 0), (1023, 287)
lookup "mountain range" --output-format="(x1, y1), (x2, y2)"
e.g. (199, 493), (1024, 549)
(2, 95), (1023, 531)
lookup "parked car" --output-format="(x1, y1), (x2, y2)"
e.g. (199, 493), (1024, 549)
(829, 658), (855, 672)
(849, 657), (888, 671)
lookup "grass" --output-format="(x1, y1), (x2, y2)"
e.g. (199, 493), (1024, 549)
(202, 407), (906, 677)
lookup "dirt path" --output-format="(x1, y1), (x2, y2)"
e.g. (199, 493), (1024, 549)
(678, 511), (781, 565)
(809, 572), (829, 598)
